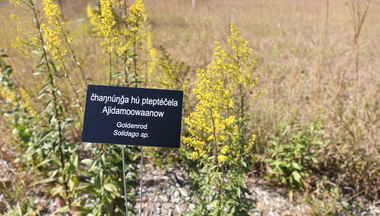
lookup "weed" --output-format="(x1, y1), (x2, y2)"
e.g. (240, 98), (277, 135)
(263, 121), (324, 200)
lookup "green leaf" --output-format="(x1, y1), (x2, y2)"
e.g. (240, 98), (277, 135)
(104, 182), (121, 196)
(281, 177), (287, 185)
(44, 72), (51, 82)
(38, 130), (52, 144)
(310, 157), (318, 163)
(68, 179), (75, 190)
(29, 178), (56, 188)
(67, 161), (76, 177)
(55, 205), (70, 214)
(13, 202), (22, 216)
(33, 71), (46, 75)
(101, 154), (106, 166)
(292, 162), (302, 170)
(75, 183), (96, 194)
(208, 199), (218, 208)
(69, 206), (92, 215)
(292, 171), (302, 184)
(35, 159), (52, 169)
(56, 89), (62, 97)
(51, 185), (64, 197)
(81, 158), (93, 166)
(49, 170), (58, 179)
(38, 91), (50, 99)
(73, 154), (79, 168)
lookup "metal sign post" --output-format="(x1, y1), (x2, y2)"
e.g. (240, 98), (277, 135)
(122, 145), (128, 216)
(139, 146), (144, 216)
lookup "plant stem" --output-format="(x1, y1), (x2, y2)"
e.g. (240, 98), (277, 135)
(332, 0), (370, 104)
(30, 0), (72, 212)
(314, 0), (329, 102)
(209, 107), (218, 165)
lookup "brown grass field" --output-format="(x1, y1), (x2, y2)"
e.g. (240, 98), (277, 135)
(1, 0), (380, 214)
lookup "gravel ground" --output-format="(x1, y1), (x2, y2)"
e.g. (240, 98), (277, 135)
(132, 164), (380, 216)
(1, 159), (380, 215)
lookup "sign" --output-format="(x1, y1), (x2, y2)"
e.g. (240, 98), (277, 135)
(82, 85), (183, 148)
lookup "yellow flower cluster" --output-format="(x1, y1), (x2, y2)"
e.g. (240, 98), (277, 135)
(145, 33), (158, 85)
(118, 0), (147, 55)
(9, 0), (20, 7)
(41, 24), (66, 61)
(0, 86), (38, 119)
(86, 5), (103, 30)
(19, 87), (39, 118)
(126, 0), (157, 86)
(246, 134), (257, 152)
(0, 87), (18, 107)
(221, 145), (229, 154)
(183, 41), (237, 162)
(183, 22), (259, 166)
(9, 14), (19, 21)
(10, 38), (26, 57)
(87, 0), (156, 86)
(217, 154), (228, 163)
(97, 0), (120, 54)
(41, 0), (67, 61)
(182, 137), (206, 159)
(127, 0), (146, 27)
(87, 0), (152, 70)
(0, 86), (18, 123)
(225, 23), (259, 99)
(42, 0), (61, 21)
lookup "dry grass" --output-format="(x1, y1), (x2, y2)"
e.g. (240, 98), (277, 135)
(144, 0), (380, 185)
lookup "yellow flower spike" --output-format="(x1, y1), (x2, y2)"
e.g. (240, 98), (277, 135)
(0, 87), (17, 106)
(10, 0), (20, 7)
(11, 37), (29, 56)
(42, 0), (61, 21)
(87, 5), (101, 28)
(39, 0), (68, 64)
(31, 37), (40, 45)
(19, 87), (39, 118)
(9, 14), (20, 21)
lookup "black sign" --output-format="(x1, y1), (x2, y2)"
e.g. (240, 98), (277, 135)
(82, 85), (183, 148)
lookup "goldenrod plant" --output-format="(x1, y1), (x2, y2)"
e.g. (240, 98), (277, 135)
(182, 22), (258, 215)
(88, 0), (156, 87)
(158, 45), (190, 92)
(9, 1), (76, 213)
(5, 0), (154, 215)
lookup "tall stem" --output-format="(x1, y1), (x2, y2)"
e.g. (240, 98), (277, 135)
(209, 107), (218, 165)
(30, 0), (71, 212)
(315, 0), (329, 101)
(332, 0), (370, 104)
(122, 145), (129, 216)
